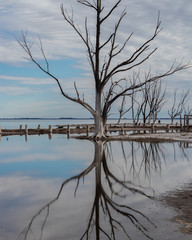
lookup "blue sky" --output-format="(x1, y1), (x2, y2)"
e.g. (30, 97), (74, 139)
(0, 0), (192, 118)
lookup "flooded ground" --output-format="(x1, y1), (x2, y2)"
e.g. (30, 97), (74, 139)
(0, 133), (192, 239)
(160, 183), (192, 235)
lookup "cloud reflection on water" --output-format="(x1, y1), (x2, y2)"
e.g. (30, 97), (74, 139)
(0, 136), (192, 239)
(0, 135), (92, 177)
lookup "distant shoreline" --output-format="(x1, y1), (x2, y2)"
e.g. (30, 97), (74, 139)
(0, 117), (179, 121)
(0, 117), (93, 120)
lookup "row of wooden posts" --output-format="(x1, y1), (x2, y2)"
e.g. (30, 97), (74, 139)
(0, 123), (186, 135)
(0, 122), (191, 139)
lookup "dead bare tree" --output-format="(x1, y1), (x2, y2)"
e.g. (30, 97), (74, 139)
(130, 92), (143, 125)
(122, 72), (143, 125)
(140, 82), (151, 124)
(117, 95), (131, 123)
(120, 74), (166, 124)
(184, 106), (192, 115)
(18, 0), (191, 139)
(134, 75), (167, 124)
(168, 89), (190, 124)
(147, 80), (167, 123)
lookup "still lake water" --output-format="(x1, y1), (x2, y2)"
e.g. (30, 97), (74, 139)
(0, 120), (192, 240)
(0, 118), (175, 129)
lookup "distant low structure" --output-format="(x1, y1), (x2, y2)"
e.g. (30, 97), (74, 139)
(184, 114), (192, 131)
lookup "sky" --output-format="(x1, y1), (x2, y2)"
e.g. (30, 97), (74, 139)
(0, 0), (192, 118)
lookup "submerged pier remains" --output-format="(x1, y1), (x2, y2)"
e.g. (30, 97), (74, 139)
(0, 122), (191, 139)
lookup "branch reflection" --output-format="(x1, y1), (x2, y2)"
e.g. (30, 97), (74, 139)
(18, 140), (189, 240)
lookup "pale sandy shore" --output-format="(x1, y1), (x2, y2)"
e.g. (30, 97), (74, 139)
(110, 132), (192, 142)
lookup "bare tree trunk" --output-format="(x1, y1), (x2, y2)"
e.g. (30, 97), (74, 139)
(171, 117), (174, 124)
(94, 141), (102, 240)
(94, 92), (105, 139)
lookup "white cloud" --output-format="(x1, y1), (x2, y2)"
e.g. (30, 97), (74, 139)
(1, 0), (191, 65)
(0, 174), (93, 240)
(0, 0), (192, 117)
(0, 139), (93, 164)
(0, 86), (33, 95)
(0, 75), (54, 85)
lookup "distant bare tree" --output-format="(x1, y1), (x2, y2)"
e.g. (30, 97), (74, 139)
(140, 82), (150, 124)
(119, 74), (166, 124)
(117, 95), (131, 123)
(18, 0), (191, 139)
(147, 80), (167, 123)
(184, 104), (192, 115)
(129, 72), (142, 124)
(137, 76), (167, 124)
(130, 90), (142, 124)
(185, 107), (192, 115)
(168, 89), (190, 124)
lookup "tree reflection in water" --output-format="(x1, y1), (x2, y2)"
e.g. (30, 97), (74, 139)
(18, 140), (187, 240)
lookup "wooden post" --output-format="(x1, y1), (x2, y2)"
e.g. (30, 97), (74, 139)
(25, 125), (28, 134)
(49, 125), (53, 133)
(25, 125), (28, 141)
(86, 125), (90, 137)
(137, 123), (140, 133)
(166, 124), (170, 133)
(180, 114), (182, 127)
(20, 125), (22, 130)
(67, 125), (70, 138)
(187, 116), (189, 132)
(25, 134), (28, 142)
(48, 133), (52, 140)
(120, 125), (124, 135)
(124, 123), (127, 135)
(37, 124), (41, 130)
(152, 124), (154, 133)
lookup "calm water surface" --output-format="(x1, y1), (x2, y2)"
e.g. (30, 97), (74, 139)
(0, 132), (192, 239)
(0, 118), (174, 129)
(0, 119), (95, 129)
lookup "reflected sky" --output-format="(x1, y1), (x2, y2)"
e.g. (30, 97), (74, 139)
(0, 135), (93, 178)
(0, 135), (192, 239)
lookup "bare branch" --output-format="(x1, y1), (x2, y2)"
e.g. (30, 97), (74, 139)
(99, 33), (114, 50)
(103, 60), (191, 117)
(117, 95), (131, 123)
(38, 35), (49, 72)
(60, 4), (95, 74)
(102, 10), (129, 82)
(77, 0), (97, 10)
(112, 32), (133, 58)
(74, 81), (80, 99)
(17, 32), (95, 116)
(100, 0), (122, 24)
(102, 13), (162, 87)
